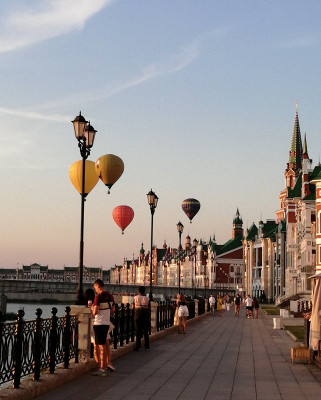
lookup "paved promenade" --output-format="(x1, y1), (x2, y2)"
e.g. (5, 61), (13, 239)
(37, 307), (321, 400)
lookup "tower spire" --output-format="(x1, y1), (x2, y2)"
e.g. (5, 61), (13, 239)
(302, 133), (309, 158)
(289, 102), (303, 171)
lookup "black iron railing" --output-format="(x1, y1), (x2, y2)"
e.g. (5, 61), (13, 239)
(110, 303), (135, 349)
(0, 307), (78, 388)
(156, 301), (176, 331)
(198, 298), (205, 315)
(187, 300), (196, 319)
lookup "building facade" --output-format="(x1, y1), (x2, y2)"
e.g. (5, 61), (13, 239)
(0, 263), (109, 284)
(244, 105), (318, 302)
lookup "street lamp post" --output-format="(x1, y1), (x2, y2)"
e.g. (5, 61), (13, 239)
(147, 189), (158, 300)
(176, 221), (184, 294)
(72, 112), (97, 305)
(193, 239), (198, 298)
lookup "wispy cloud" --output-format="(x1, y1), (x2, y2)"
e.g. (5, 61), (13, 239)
(0, 40), (200, 122)
(0, 107), (68, 122)
(0, 0), (113, 53)
(38, 40), (200, 109)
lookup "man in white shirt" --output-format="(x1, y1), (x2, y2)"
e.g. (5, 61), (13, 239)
(132, 286), (150, 351)
(209, 294), (216, 316)
(245, 294), (253, 318)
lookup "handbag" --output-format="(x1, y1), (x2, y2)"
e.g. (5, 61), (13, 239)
(174, 308), (179, 326)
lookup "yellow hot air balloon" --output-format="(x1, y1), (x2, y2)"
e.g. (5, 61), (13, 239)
(95, 154), (124, 193)
(69, 160), (99, 197)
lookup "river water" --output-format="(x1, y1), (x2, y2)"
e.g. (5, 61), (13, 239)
(7, 303), (72, 321)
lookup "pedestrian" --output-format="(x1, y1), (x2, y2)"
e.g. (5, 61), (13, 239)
(176, 293), (189, 333)
(132, 286), (150, 351)
(234, 293), (241, 316)
(209, 294), (216, 316)
(91, 279), (115, 376)
(245, 294), (253, 318)
(253, 297), (260, 319)
(216, 295), (223, 317)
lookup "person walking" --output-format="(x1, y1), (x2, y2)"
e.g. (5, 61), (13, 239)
(91, 279), (115, 376)
(234, 293), (241, 316)
(253, 297), (260, 318)
(245, 294), (253, 318)
(216, 295), (223, 317)
(133, 286), (150, 351)
(209, 294), (216, 316)
(176, 293), (189, 333)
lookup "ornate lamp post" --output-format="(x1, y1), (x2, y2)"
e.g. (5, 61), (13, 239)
(193, 238), (198, 298)
(72, 112), (97, 305)
(176, 221), (184, 294)
(147, 189), (158, 300)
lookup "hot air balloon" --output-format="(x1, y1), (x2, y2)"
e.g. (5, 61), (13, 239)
(69, 160), (99, 196)
(95, 154), (124, 193)
(182, 198), (200, 223)
(112, 205), (134, 234)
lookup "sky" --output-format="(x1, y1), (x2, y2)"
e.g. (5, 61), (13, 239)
(1, 0), (321, 270)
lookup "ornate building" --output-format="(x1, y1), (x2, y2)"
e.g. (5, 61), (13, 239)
(244, 105), (319, 302)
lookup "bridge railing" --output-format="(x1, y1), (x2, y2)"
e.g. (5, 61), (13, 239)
(0, 307), (78, 388)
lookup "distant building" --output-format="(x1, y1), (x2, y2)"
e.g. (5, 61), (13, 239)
(0, 263), (108, 284)
(209, 209), (244, 295)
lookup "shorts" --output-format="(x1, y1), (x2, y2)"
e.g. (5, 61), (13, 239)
(93, 325), (109, 345)
(178, 305), (189, 317)
(246, 306), (253, 311)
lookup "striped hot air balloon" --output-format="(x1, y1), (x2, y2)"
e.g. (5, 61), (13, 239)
(182, 198), (200, 223)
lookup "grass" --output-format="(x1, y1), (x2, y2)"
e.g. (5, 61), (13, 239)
(260, 305), (280, 315)
(284, 325), (305, 341)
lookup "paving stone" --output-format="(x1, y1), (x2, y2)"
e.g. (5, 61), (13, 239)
(33, 308), (321, 400)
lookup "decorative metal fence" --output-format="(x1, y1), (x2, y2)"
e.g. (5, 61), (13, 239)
(198, 298), (205, 315)
(1, 299), (205, 390)
(187, 300), (196, 319)
(0, 307), (78, 388)
(110, 303), (135, 349)
(156, 301), (176, 331)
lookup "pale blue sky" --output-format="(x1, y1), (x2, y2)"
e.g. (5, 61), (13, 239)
(1, 0), (321, 269)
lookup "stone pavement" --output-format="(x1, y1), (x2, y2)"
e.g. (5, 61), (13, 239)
(37, 307), (321, 400)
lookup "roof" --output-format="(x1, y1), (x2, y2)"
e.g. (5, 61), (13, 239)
(233, 208), (243, 225)
(213, 236), (243, 255)
(156, 248), (167, 261)
(0, 268), (16, 273)
(287, 173), (302, 198)
(245, 223), (258, 241)
(262, 221), (278, 239)
(64, 266), (78, 272)
(49, 269), (64, 274)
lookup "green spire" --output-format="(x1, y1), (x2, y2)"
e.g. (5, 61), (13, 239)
(233, 208), (243, 225)
(289, 103), (303, 170)
(303, 133), (308, 157)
